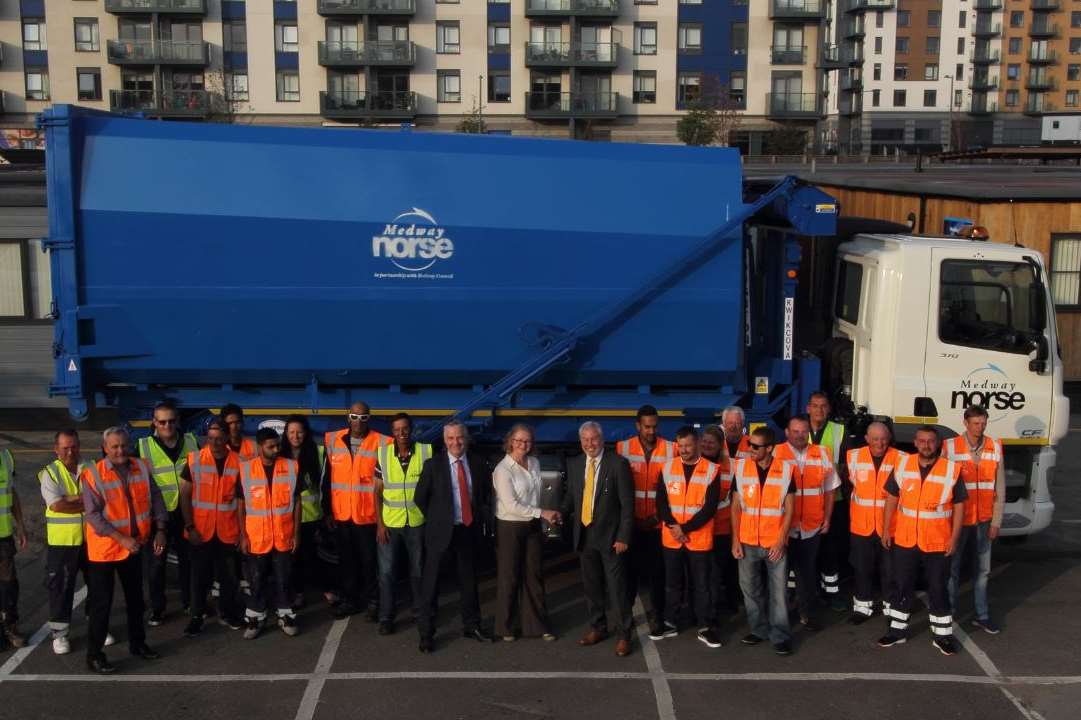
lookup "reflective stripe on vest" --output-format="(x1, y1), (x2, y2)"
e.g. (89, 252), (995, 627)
(326, 429), (390, 525)
(138, 433), (198, 513)
(300, 445), (325, 523)
(893, 455), (960, 553)
(846, 446), (903, 538)
(82, 458), (153, 562)
(776, 442), (832, 533)
(944, 435), (1001, 526)
(811, 421), (844, 504)
(659, 457), (716, 551)
(0, 448), (14, 538)
(378, 443), (431, 528)
(189, 448), (241, 544)
(734, 457), (790, 549)
(713, 460), (734, 536)
(40, 460), (86, 546)
(240, 458), (298, 554)
(617, 436), (674, 523)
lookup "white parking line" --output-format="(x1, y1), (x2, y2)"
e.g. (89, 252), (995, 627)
(293, 617), (349, 720)
(0, 585), (88, 678)
(633, 599), (676, 720)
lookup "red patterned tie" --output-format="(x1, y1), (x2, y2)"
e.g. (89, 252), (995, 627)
(457, 459), (473, 527)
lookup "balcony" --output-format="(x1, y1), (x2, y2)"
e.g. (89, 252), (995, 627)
(1030, 0), (1059, 9)
(766, 92), (821, 119)
(968, 97), (999, 115)
(524, 42), (618, 68)
(524, 0), (620, 18)
(840, 74), (863, 91)
(971, 49), (1000, 63)
(107, 39), (210, 65)
(1028, 48), (1058, 63)
(109, 89), (210, 118)
(844, 0), (895, 12)
(969, 75), (999, 91)
(973, 0), (1003, 8)
(1025, 75), (1057, 90)
(319, 90), (418, 120)
(1028, 23), (1059, 38)
(317, 0), (416, 16)
(771, 46), (806, 64)
(839, 96), (863, 115)
(843, 21), (866, 38)
(318, 41), (416, 67)
(817, 45), (847, 69)
(769, 0), (824, 20)
(525, 92), (619, 119)
(105, 0), (207, 14)
(973, 23), (1002, 37)
(1024, 96), (1057, 114)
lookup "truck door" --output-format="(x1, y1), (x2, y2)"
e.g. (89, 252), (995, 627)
(923, 248), (1054, 442)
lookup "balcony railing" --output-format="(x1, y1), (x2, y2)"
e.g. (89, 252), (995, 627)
(1028, 47), (1058, 63)
(973, 22), (1002, 36)
(1028, 23), (1059, 37)
(1030, 0), (1059, 10)
(844, 0), (895, 12)
(317, 0), (416, 15)
(971, 49), (1000, 63)
(1024, 96), (1057, 114)
(766, 92), (821, 118)
(524, 42), (618, 67)
(107, 39), (210, 65)
(525, 0), (620, 18)
(969, 75), (999, 90)
(105, 0), (207, 13)
(319, 90), (418, 118)
(968, 98), (998, 115)
(109, 89), (210, 117)
(817, 45), (846, 68)
(525, 91), (619, 118)
(771, 46), (806, 64)
(769, 0), (824, 19)
(1025, 75), (1057, 90)
(973, 0), (1003, 9)
(317, 40), (416, 66)
(839, 96), (863, 115)
(840, 74), (863, 91)
(843, 21), (866, 37)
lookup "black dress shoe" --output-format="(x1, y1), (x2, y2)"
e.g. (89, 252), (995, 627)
(130, 644), (160, 660)
(463, 628), (494, 643)
(87, 655), (116, 674)
(419, 637), (434, 654)
(378, 621), (394, 636)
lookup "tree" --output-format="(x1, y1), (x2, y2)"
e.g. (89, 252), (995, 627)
(676, 74), (743, 147)
(204, 69), (239, 124)
(456, 96), (487, 134)
(765, 123), (808, 155)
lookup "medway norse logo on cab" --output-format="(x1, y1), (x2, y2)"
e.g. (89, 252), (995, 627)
(950, 363), (1026, 414)
(371, 208), (455, 279)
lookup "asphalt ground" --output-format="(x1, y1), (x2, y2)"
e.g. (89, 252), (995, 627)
(0, 425), (1078, 720)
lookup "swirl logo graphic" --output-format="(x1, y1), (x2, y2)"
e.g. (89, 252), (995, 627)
(371, 208), (454, 272)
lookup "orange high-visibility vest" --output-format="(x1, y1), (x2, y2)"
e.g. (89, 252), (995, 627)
(775, 442), (832, 533)
(728, 434), (755, 459)
(616, 436), (674, 523)
(187, 448), (241, 544)
(660, 457), (716, 551)
(893, 454), (962, 553)
(712, 455), (735, 535)
(82, 458), (154, 563)
(733, 456), (791, 549)
(943, 435), (1001, 526)
(846, 446), (904, 537)
(218, 436), (257, 462)
(240, 457), (298, 554)
(325, 429), (391, 525)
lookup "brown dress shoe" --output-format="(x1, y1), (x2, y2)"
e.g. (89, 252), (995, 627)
(577, 629), (608, 646)
(615, 638), (632, 657)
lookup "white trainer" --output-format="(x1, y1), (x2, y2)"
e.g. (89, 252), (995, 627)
(104, 633), (116, 647)
(52, 635), (71, 655)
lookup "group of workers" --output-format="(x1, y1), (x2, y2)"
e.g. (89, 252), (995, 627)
(0, 392), (1004, 672)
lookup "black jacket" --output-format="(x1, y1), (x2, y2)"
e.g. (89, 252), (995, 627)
(561, 451), (634, 552)
(414, 449), (493, 552)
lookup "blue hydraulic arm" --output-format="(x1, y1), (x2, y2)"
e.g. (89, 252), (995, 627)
(418, 175), (835, 441)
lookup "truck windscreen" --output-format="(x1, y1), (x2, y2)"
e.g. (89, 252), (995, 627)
(939, 259), (1039, 354)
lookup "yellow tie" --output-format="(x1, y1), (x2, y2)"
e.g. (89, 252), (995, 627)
(582, 458), (595, 527)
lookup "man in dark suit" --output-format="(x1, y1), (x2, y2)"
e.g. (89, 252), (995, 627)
(562, 421), (635, 657)
(414, 420), (493, 653)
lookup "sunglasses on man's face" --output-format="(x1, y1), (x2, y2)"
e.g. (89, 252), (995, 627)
(155, 418), (178, 426)
(748, 442), (770, 450)
(348, 413), (371, 422)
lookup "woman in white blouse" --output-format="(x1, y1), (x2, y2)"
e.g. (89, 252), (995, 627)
(493, 423), (561, 642)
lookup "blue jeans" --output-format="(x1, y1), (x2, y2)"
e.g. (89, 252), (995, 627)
(377, 524), (424, 623)
(948, 521), (993, 620)
(738, 543), (791, 645)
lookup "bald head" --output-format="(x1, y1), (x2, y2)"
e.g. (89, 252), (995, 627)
(865, 421), (892, 457)
(348, 401), (372, 437)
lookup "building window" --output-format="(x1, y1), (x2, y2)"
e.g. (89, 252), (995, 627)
(896, 37), (909, 54)
(894, 64), (908, 81)
(876, 11), (884, 28)
(23, 19), (46, 50)
(956, 64), (964, 81)
(1069, 64), (1081, 81)
(1071, 38), (1081, 55)
(633, 71), (656, 104)
(275, 23), (298, 53)
(873, 63), (881, 81)
(893, 89), (906, 107)
(1009, 11), (1024, 28)
(928, 10), (940, 28)
(224, 20), (247, 52)
(25, 68), (49, 100)
(1008, 37), (1022, 54)
(488, 23), (510, 53)
(1072, 11), (1081, 29)
(926, 37), (939, 55)
(74, 18), (99, 52)
(1067, 90), (1079, 107)
(729, 71), (746, 107)
(275, 70), (299, 102)
(897, 10), (910, 27)
(76, 68), (101, 101)
(227, 72), (249, 101)
(677, 73), (701, 107)
(437, 22), (461, 54)
(954, 89), (963, 108)
(872, 89), (880, 107)
(874, 36), (882, 54)
(488, 72), (510, 102)
(959, 11), (966, 29)
(437, 70), (461, 103)
(678, 24), (703, 54)
(1005, 89), (1019, 107)
(1051, 236), (1081, 308)
(924, 63), (939, 80)
(1007, 64), (1020, 80)
(679, 0), (703, 4)
(957, 37), (965, 55)
(923, 89), (937, 107)
(634, 23), (657, 55)
(732, 23), (747, 55)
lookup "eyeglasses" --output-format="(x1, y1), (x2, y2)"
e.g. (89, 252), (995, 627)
(747, 442), (769, 450)
(348, 413), (371, 422)
(155, 419), (178, 426)
(511, 438), (532, 445)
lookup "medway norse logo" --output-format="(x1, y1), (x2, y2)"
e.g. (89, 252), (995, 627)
(950, 363), (1026, 412)
(371, 208), (454, 273)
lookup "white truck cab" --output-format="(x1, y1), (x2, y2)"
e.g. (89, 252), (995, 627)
(833, 234), (1069, 535)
